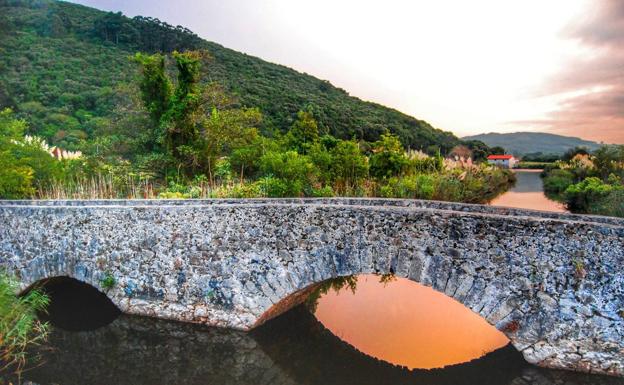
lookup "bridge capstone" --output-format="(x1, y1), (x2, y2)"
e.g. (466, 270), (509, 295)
(0, 199), (622, 376)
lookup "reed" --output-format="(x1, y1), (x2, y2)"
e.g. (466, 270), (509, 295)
(0, 273), (50, 376)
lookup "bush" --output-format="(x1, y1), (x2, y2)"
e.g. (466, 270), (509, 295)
(256, 176), (288, 198)
(312, 185), (334, 197)
(330, 140), (368, 193)
(543, 169), (575, 196)
(563, 177), (620, 213)
(0, 273), (50, 374)
(369, 133), (408, 179)
(589, 190), (624, 217)
(259, 151), (316, 196)
(229, 182), (261, 198)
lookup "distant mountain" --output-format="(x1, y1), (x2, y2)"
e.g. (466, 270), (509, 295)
(462, 132), (602, 156)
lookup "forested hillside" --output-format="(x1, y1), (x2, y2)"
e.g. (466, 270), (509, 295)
(0, 0), (461, 152)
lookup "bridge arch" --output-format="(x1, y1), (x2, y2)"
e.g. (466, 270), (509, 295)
(0, 198), (622, 376)
(21, 276), (121, 331)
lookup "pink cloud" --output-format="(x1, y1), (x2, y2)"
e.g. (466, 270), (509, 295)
(532, 0), (624, 143)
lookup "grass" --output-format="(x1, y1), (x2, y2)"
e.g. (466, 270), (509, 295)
(0, 273), (50, 376)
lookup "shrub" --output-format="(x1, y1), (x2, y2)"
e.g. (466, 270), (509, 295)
(331, 140), (368, 192)
(588, 190), (624, 217)
(229, 182), (261, 198)
(564, 177), (620, 213)
(100, 272), (116, 291)
(0, 273), (50, 374)
(259, 151), (316, 196)
(256, 176), (288, 198)
(369, 133), (408, 179)
(543, 169), (575, 196)
(312, 185), (334, 197)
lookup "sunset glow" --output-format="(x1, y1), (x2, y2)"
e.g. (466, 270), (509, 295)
(314, 275), (510, 369)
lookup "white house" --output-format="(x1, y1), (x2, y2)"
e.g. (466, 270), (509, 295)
(487, 154), (517, 169)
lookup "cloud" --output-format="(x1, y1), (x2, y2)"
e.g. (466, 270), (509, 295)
(534, 0), (624, 143)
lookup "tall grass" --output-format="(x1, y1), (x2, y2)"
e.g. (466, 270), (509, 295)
(0, 273), (50, 376)
(37, 174), (157, 200)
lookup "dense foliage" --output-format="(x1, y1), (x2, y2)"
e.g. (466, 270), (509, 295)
(542, 145), (624, 216)
(0, 273), (50, 375)
(0, 0), (515, 203)
(0, 109), (64, 198)
(0, 0), (491, 154)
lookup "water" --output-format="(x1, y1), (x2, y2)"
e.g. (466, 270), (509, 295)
(12, 306), (623, 385)
(314, 274), (509, 369)
(489, 169), (566, 212)
(9, 277), (624, 385)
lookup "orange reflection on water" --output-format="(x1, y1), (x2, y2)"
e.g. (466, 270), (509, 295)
(489, 169), (566, 212)
(313, 275), (509, 369)
(489, 191), (566, 212)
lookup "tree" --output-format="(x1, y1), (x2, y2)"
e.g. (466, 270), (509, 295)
(92, 12), (127, 44)
(592, 145), (624, 180)
(133, 51), (206, 174)
(563, 146), (590, 162)
(331, 140), (368, 193)
(288, 110), (319, 153)
(369, 133), (408, 179)
(132, 52), (172, 148)
(163, 51), (202, 158)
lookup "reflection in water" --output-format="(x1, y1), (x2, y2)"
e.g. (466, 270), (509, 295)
(313, 274), (509, 369)
(489, 169), (566, 212)
(8, 258), (623, 384)
(14, 307), (624, 385)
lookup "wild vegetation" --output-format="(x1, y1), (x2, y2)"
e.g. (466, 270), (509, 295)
(0, 1), (515, 204)
(0, 273), (50, 377)
(0, 0), (476, 153)
(542, 146), (624, 216)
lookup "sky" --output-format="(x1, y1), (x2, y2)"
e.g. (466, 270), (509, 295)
(69, 0), (623, 143)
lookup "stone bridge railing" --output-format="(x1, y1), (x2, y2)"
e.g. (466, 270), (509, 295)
(0, 199), (623, 376)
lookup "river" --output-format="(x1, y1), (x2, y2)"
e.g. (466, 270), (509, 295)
(12, 172), (623, 385)
(489, 169), (566, 212)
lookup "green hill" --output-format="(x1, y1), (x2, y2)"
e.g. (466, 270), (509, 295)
(462, 132), (602, 156)
(0, 0), (460, 152)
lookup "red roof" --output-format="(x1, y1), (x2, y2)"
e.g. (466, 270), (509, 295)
(487, 155), (513, 160)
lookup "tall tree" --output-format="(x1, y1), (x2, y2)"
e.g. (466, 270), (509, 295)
(132, 52), (172, 150)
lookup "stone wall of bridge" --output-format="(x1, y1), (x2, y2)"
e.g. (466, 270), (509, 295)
(0, 199), (623, 376)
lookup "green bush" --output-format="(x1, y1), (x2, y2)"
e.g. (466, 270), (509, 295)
(564, 177), (622, 213)
(229, 182), (261, 198)
(312, 185), (334, 197)
(259, 151), (316, 196)
(100, 272), (116, 291)
(433, 175), (463, 202)
(543, 169), (575, 196)
(0, 273), (50, 374)
(330, 140), (368, 192)
(588, 190), (624, 217)
(256, 176), (288, 198)
(369, 133), (408, 179)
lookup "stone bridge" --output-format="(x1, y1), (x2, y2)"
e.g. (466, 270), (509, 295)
(0, 199), (622, 376)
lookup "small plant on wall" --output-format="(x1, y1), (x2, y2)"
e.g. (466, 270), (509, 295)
(100, 272), (116, 291)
